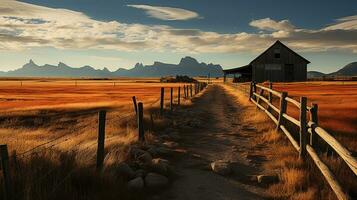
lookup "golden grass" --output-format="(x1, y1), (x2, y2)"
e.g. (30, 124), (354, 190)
(0, 78), (195, 199)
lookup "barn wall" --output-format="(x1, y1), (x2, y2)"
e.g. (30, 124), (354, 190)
(251, 42), (308, 82)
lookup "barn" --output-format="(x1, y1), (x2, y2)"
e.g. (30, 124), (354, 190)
(223, 40), (310, 82)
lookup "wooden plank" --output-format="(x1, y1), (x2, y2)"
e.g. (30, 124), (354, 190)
(308, 122), (357, 176)
(254, 92), (280, 113)
(250, 97), (278, 125)
(309, 104), (318, 148)
(285, 96), (301, 109)
(280, 125), (300, 152)
(283, 113), (300, 127)
(255, 84), (282, 98)
(306, 145), (350, 200)
(170, 87), (173, 111)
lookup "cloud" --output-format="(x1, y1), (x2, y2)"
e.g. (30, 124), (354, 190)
(249, 18), (295, 31)
(323, 15), (357, 30)
(127, 4), (200, 21)
(0, 1), (356, 54)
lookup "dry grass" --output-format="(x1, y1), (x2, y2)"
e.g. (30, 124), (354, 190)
(222, 83), (356, 200)
(0, 78), (195, 199)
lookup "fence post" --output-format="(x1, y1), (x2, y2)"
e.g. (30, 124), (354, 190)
(299, 97), (307, 159)
(267, 82), (273, 112)
(190, 84), (193, 97)
(132, 96), (138, 115)
(178, 87), (181, 105)
(256, 87), (264, 106)
(249, 82), (253, 99)
(1, 145), (11, 200)
(160, 87), (164, 116)
(96, 110), (106, 171)
(276, 92), (288, 131)
(170, 87), (173, 112)
(137, 102), (144, 142)
(309, 104), (318, 148)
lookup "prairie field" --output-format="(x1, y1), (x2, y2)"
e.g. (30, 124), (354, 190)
(0, 78), (192, 199)
(270, 81), (357, 152)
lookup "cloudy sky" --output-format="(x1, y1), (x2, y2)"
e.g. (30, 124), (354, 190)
(0, 0), (356, 73)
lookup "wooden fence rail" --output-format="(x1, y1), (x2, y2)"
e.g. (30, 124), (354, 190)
(248, 82), (355, 200)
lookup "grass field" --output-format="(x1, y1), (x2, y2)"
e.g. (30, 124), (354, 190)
(0, 78), (192, 199)
(270, 81), (357, 152)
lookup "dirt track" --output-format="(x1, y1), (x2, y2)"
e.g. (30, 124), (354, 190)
(162, 84), (269, 200)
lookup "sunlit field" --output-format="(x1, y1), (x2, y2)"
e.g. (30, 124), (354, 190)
(271, 81), (357, 152)
(0, 78), (196, 199)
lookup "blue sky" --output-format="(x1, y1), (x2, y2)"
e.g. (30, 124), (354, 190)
(0, 0), (356, 73)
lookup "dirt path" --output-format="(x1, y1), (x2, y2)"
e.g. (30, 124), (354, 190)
(161, 84), (268, 200)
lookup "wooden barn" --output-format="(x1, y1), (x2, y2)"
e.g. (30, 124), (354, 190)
(223, 40), (310, 82)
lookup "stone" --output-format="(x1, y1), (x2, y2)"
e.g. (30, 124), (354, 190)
(145, 173), (169, 189)
(156, 147), (172, 156)
(138, 152), (153, 165)
(163, 141), (179, 148)
(210, 160), (232, 176)
(134, 169), (146, 178)
(256, 174), (279, 185)
(127, 177), (144, 191)
(151, 158), (171, 175)
(116, 162), (135, 180)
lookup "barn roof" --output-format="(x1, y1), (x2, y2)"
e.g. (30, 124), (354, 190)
(250, 40), (310, 64)
(223, 64), (252, 74)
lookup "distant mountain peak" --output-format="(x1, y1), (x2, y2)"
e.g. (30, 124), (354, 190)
(179, 56), (199, 66)
(134, 63), (144, 68)
(23, 59), (38, 68)
(58, 62), (69, 68)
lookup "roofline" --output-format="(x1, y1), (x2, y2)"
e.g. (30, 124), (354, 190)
(249, 40), (311, 64)
(223, 64), (252, 74)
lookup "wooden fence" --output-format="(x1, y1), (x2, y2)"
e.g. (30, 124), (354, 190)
(248, 82), (356, 200)
(0, 82), (207, 200)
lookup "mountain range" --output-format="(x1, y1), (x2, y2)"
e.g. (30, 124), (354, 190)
(307, 62), (357, 78)
(0, 57), (223, 78)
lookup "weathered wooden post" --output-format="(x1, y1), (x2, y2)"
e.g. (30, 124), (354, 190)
(299, 97), (307, 159)
(160, 87), (164, 115)
(249, 82), (253, 99)
(96, 110), (106, 171)
(256, 87), (264, 106)
(132, 96), (138, 115)
(178, 87), (181, 105)
(309, 103), (318, 149)
(1, 145), (11, 200)
(267, 82), (273, 112)
(150, 113), (154, 130)
(190, 84), (193, 97)
(183, 85), (186, 99)
(170, 87), (173, 111)
(137, 102), (144, 141)
(276, 92), (288, 131)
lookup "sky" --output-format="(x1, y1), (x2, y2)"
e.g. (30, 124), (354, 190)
(0, 0), (356, 73)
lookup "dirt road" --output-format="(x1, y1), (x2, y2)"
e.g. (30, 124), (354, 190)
(161, 84), (269, 200)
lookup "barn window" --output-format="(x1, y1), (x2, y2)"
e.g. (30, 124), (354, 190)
(274, 48), (281, 59)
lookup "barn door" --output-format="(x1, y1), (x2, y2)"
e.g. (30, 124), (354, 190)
(284, 64), (294, 82)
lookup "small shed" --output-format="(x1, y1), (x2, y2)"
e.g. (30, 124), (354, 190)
(223, 40), (310, 82)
